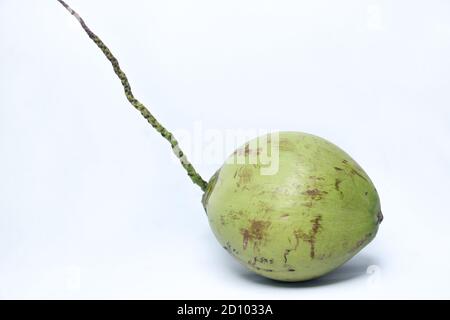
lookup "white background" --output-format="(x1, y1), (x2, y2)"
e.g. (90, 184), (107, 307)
(1, 0), (450, 299)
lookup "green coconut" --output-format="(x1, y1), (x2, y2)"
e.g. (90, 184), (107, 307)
(59, 0), (382, 282)
(202, 132), (382, 281)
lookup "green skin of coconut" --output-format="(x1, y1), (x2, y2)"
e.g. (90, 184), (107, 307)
(202, 132), (382, 282)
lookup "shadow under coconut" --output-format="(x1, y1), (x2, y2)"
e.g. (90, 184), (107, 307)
(236, 254), (379, 287)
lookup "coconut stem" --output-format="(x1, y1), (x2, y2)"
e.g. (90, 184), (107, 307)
(56, 0), (208, 192)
